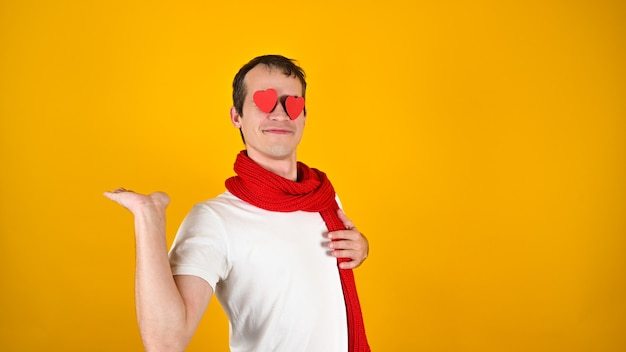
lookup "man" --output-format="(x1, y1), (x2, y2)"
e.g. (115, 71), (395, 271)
(105, 55), (370, 351)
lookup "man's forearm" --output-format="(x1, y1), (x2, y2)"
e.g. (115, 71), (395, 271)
(133, 209), (190, 351)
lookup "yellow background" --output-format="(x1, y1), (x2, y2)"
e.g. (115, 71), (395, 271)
(1, 0), (624, 351)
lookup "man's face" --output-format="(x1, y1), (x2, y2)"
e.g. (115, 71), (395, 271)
(230, 65), (306, 163)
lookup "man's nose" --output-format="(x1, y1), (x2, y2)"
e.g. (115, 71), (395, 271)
(269, 102), (289, 120)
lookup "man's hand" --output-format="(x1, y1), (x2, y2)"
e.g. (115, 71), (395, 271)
(327, 209), (369, 269)
(104, 188), (170, 216)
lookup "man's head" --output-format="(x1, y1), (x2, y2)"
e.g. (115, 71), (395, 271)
(232, 55), (307, 117)
(229, 55), (308, 168)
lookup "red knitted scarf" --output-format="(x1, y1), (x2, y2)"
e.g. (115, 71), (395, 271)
(225, 150), (370, 352)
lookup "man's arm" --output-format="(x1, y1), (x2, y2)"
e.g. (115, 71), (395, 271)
(104, 189), (213, 352)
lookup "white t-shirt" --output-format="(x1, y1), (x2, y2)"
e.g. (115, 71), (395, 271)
(169, 191), (348, 352)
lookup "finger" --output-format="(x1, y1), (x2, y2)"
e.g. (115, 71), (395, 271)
(112, 187), (132, 193)
(328, 239), (356, 250)
(149, 191), (171, 208)
(103, 188), (139, 209)
(103, 191), (121, 201)
(334, 253), (362, 269)
(327, 229), (359, 240)
(103, 190), (131, 207)
(103, 187), (131, 199)
(336, 209), (356, 230)
(331, 248), (360, 260)
(339, 260), (360, 270)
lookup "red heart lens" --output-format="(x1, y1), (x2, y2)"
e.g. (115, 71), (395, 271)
(285, 96), (305, 120)
(253, 89), (278, 113)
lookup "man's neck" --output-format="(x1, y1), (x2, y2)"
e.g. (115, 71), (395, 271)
(246, 150), (298, 181)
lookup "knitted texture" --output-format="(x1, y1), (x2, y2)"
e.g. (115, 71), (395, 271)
(225, 150), (370, 352)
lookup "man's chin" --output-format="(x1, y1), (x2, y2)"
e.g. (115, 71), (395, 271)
(264, 145), (295, 160)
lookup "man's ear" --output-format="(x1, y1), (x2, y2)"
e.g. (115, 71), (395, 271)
(230, 107), (242, 128)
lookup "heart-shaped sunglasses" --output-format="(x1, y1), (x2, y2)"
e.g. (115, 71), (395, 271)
(253, 88), (305, 120)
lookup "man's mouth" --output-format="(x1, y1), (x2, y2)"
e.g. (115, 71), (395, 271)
(263, 128), (294, 135)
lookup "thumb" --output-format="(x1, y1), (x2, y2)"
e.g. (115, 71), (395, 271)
(336, 208), (355, 230)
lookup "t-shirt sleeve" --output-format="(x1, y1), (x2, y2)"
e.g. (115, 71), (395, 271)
(168, 203), (230, 290)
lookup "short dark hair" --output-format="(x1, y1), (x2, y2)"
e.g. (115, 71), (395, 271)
(232, 54), (307, 116)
